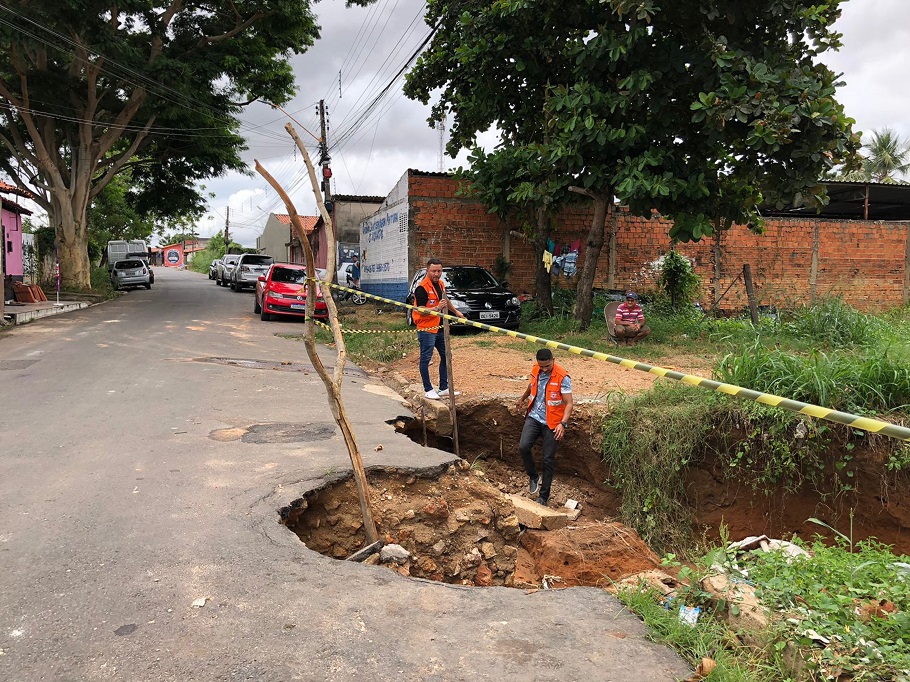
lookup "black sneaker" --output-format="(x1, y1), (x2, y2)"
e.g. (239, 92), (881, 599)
(535, 497), (548, 507)
(529, 474), (542, 496)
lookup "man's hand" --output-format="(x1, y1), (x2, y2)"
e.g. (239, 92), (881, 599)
(554, 422), (566, 441)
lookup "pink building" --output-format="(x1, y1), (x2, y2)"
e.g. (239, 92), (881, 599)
(1, 181), (34, 280)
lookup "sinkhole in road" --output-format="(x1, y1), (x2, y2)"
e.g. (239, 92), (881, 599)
(281, 401), (659, 589)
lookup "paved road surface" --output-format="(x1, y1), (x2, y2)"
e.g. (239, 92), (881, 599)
(0, 267), (690, 681)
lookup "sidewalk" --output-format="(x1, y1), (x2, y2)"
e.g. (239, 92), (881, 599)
(1, 299), (91, 325)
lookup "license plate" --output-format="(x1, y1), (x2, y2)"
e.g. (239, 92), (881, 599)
(479, 311), (500, 320)
(290, 303), (306, 310)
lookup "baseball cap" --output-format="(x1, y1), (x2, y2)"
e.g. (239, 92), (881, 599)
(625, 291), (638, 300)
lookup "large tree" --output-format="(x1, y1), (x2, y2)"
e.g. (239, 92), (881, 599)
(0, 1), (319, 288)
(407, 0), (860, 328)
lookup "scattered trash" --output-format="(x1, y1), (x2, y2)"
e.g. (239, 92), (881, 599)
(728, 535), (809, 562)
(191, 597), (208, 608)
(374, 444), (383, 451)
(678, 605), (701, 626)
(541, 574), (564, 590)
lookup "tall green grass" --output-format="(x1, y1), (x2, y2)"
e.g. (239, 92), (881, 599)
(717, 342), (910, 414)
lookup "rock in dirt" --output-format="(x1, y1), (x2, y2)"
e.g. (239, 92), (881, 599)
(518, 522), (661, 588)
(607, 569), (680, 597)
(701, 573), (769, 646)
(475, 562), (493, 587)
(421, 498), (449, 522)
(380, 544), (411, 564)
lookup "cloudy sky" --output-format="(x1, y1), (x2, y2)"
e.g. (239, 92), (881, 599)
(195, 0), (910, 247)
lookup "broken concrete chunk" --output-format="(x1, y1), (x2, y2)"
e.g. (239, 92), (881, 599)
(566, 508), (582, 522)
(379, 544), (411, 564)
(564, 499), (579, 510)
(506, 494), (569, 530)
(346, 540), (383, 562)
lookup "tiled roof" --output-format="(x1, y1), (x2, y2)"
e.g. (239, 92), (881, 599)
(274, 214), (318, 231)
(0, 181), (35, 199)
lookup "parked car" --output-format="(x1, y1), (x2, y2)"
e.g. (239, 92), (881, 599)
(231, 253), (274, 292)
(406, 265), (521, 330)
(255, 263), (329, 322)
(209, 258), (222, 280)
(217, 254), (240, 286)
(336, 262), (354, 285)
(110, 259), (151, 290)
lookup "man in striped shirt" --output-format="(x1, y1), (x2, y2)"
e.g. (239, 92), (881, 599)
(614, 292), (651, 346)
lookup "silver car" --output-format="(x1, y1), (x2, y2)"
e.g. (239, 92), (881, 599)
(231, 254), (274, 291)
(217, 254), (240, 287)
(111, 259), (151, 290)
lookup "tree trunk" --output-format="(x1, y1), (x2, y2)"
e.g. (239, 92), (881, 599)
(52, 189), (92, 290)
(532, 207), (553, 314)
(571, 188), (610, 331)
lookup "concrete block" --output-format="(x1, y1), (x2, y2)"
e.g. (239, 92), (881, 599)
(505, 494), (568, 530)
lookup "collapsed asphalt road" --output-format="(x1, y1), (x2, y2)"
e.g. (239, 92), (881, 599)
(0, 267), (690, 681)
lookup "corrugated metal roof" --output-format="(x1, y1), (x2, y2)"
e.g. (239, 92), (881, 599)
(763, 181), (910, 220)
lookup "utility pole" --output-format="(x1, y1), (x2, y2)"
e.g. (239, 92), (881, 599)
(223, 207), (230, 252)
(318, 100), (332, 202)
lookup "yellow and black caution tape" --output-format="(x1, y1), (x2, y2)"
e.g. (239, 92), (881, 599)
(312, 278), (910, 442)
(312, 319), (439, 334)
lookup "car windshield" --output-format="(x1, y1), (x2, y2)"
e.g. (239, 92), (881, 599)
(271, 267), (309, 284)
(115, 260), (143, 269)
(443, 268), (498, 289)
(224, 256), (239, 264)
(244, 256), (273, 266)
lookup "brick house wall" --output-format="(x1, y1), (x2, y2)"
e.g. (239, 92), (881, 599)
(404, 170), (910, 312)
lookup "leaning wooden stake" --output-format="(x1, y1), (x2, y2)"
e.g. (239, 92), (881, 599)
(255, 134), (378, 545)
(442, 315), (460, 458)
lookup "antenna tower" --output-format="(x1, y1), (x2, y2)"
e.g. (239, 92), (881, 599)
(437, 116), (446, 173)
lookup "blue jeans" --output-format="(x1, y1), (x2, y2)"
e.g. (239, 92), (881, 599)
(418, 330), (448, 392)
(519, 416), (558, 501)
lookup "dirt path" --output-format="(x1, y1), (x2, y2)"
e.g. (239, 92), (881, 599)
(384, 331), (715, 400)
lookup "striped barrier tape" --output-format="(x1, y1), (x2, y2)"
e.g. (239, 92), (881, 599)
(313, 278), (910, 442)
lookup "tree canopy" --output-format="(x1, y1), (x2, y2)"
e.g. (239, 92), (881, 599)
(0, 0), (320, 288)
(406, 0), (860, 327)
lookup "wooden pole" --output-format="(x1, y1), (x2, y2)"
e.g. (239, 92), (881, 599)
(255, 130), (378, 546)
(743, 263), (759, 325)
(443, 315), (460, 459)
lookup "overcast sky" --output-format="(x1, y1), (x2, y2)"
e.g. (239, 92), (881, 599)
(195, 0), (910, 247)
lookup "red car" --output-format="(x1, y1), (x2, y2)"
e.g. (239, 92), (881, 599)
(254, 263), (329, 322)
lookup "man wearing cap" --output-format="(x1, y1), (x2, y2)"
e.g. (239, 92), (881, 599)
(516, 348), (573, 507)
(614, 292), (651, 346)
(413, 258), (467, 400)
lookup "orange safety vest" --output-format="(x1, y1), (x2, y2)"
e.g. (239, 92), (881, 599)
(413, 275), (445, 333)
(527, 363), (570, 429)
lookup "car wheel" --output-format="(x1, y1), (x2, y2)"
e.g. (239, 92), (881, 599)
(145, 283), (151, 290)
(229, 279), (235, 290)
(260, 309), (271, 321)
(234, 282), (243, 292)
(253, 296), (261, 314)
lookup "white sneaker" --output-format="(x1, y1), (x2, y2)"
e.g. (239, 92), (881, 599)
(438, 388), (461, 397)
(424, 389), (440, 400)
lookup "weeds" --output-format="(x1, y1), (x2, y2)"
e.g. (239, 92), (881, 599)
(717, 342), (910, 414)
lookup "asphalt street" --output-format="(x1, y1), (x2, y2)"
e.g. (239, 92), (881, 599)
(0, 267), (691, 681)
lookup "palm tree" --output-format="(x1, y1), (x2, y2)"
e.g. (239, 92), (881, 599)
(862, 128), (910, 183)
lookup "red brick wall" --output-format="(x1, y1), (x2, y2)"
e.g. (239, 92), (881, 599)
(406, 172), (910, 311)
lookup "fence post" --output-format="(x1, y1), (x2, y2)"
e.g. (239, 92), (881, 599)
(743, 264), (759, 325)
